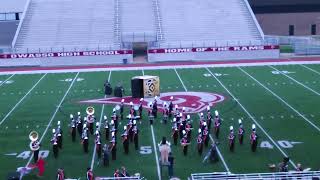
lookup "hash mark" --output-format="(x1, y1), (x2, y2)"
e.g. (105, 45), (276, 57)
(97, 89), (101, 92)
(282, 82), (286, 85)
(10, 92), (14, 95)
(274, 83), (278, 85)
(206, 85), (209, 87)
(244, 83), (247, 86)
(310, 114), (315, 117)
(313, 81), (316, 84)
(270, 116), (274, 119)
(168, 87), (171, 89)
(16, 126), (18, 129)
(280, 115), (284, 119)
(261, 116), (264, 120)
(176, 86), (179, 89)
(290, 115), (294, 118)
(252, 83), (255, 86)
(59, 91), (62, 93)
(267, 82), (271, 85)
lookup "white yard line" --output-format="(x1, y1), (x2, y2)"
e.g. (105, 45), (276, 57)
(206, 67), (297, 169)
(90, 71), (112, 169)
(0, 73), (47, 126)
(239, 67), (320, 133)
(151, 125), (162, 180)
(145, 69), (161, 180)
(23, 72), (80, 178)
(269, 65), (320, 96)
(174, 68), (231, 172)
(300, 64), (320, 76)
(0, 74), (15, 87)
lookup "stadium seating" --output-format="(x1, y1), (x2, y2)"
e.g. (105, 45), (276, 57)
(157, 0), (263, 48)
(14, 0), (119, 50)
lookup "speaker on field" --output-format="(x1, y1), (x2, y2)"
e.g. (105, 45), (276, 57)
(104, 80), (112, 95)
(114, 84), (124, 97)
(131, 78), (143, 98)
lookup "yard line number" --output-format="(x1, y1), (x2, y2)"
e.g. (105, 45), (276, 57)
(260, 140), (301, 149)
(139, 146), (152, 154)
(17, 150), (50, 159)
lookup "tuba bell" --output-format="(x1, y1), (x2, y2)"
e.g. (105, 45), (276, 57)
(29, 131), (40, 151)
(86, 106), (95, 115)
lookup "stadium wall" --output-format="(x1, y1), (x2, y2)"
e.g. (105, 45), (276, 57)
(148, 45), (279, 62)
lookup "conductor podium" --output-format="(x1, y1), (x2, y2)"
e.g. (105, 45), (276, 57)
(131, 75), (160, 98)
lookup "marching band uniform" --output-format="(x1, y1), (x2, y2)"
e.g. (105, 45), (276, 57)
(214, 111), (221, 139)
(121, 126), (129, 154)
(86, 168), (94, 180)
(102, 144), (110, 167)
(129, 105), (136, 117)
(104, 116), (109, 141)
(148, 106), (154, 125)
(95, 133), (102, 159)
(111, 109), (119, 131)
(250, 124), (258, 152)
(185, 122), (192, 142)
(238, 119), (244, 145)
(114, 169), (120, 178)
(51, 129), (59, 158)
(133, 121), (139, 150)
(162, 103), (169, 124)
(70, 114), (76, 142)
(172, 119), (179, 145)
(32, 141), (40, 163)
(127, 118), (134, 142)
(120, 99), (124, 120)
(202, 124), (209, 147)
(152, 97), (158, 118)
(76, 112), (83, 136)
(57, 122), (63, 149)
(82, 125), (89, 153)
(169, 96), (174, 118)
(138, 98), (143, 120)
(180, 131), (189, 156)
(206, 107), (212, 130)
(56, 168), (65, 180)
(87, 115), (95, 135)
(228, 126), (235, 152)
(199, 113), (205, 130)
(110, 134), (117, 160)
(197, 129), (203, 155)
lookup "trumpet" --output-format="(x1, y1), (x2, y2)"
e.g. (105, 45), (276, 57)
(29, 131), (40, 151)
(86, 106), (95, 115)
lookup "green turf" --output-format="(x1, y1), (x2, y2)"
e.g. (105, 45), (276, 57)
(1, 64), (320, 179)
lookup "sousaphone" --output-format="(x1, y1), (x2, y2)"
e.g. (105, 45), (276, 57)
(86, 106), (95, 115)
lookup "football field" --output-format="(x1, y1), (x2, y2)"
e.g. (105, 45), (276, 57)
(1, 63), (320, 179)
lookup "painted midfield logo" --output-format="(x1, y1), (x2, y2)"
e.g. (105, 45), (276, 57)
(79, 92), (225, 113)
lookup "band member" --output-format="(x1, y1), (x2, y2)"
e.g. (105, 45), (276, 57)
(169, 96), (174, 118)
(138, 98), (143, 120)
(82, 124), (89, 153)
(174, 104), (180, 119)
(152, 97), (158, 118)
(172, 119), (179, 146)
(110, 132), (117, 160)
(56, 168), (65, 180)
(238, 119), (245, 145)
(76, 112), (83, 136)
(114, 169), (120, 178)
(122, 126), (129, 154)
(202, 122), (209, 147)
(214, 110), (221, 139)
(86, 167), (94, 180)
(206, 106), (212, 130)
(180, 130), (189, 156)
(102, 144), (109, 167)
(162, 102), (169, 124)
(121, 166), (130, 177)
(185, 120), (193, 142)
(133, 120), (139, 150)
(102, 116), (109, 141)
(250, 124), (258, 152)
(57, 121), (63, 149)
(199, 112), (205, 130)
(31, 141), (40, 163)
(110, 120), (117, 138)
(148, 103), (154, 125)
(70, 114), (76, 142)
(51, 129), (59, 158)
(95, 133), (102, 159)
(111, 108), (119, 130)
(228, 126), (235, 152)
(87, 114), (95, 135)
(127, 116), (134, 142)
(120, 99), (124, 120)
(197, 129), (203, 155)
(129, 102), (136, 116)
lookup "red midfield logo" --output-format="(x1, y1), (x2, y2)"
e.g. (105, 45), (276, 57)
(79, 92), (225, 113)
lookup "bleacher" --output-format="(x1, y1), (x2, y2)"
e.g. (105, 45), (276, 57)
(157, 0), (263, 48)
(120, 0), (156, 42)
(13, 0), (119, 51)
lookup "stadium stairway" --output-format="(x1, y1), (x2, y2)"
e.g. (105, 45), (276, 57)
(14, 0), (119, 51)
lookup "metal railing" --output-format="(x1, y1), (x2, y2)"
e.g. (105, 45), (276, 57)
(150, 38), (279, 49)
(11, 0), (32, 48)
(114, 0), (121, 46)
(242, 0), (265, 40)
(191, 171), (320, 180)
(9, 44), (125, 54)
